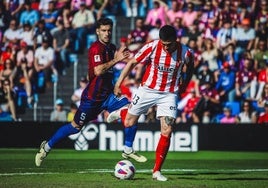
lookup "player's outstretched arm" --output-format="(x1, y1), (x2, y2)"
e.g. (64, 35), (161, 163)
(94, 47), (130, 76)
(114, 57), (138, 97)
(179, 50), (195, 95)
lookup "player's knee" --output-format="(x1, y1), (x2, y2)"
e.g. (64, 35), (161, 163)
(165, 116), (175, 126)
(71, 121), (83, 130)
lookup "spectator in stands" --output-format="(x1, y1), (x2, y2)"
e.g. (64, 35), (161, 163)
(201, 38), (219, 77)
(0, 78), (17, 121)
(187, 38), (202, 71)
(220, 105), (236, 124)
(199, 1), (219, 32)
(14, 57), (33, 107)
(124, 0), (138, 17)
(67, 102), (78, 122)
(54, 0), (70, 10)
(50, 98), (67, 122)
(95, 0), (120, 20)
(192, 81), (220, 123)
(0, 3), (12, 32)
(181, 89), (200, 123)
(52, 20), (70, 75)
(234, 18), (255, 59)
(4, 0), (25, 18)
(172, 17), (186, 42)
(126, 18), (148, 81)
(196, 61), (215, 92)
(0, 105), (13, 121)
(127, 17), (148, 54)
(255, 61), (268, 101)
(253, 39), (268, 72)
(236, 100), (257, 124)
(55, 4), (73, 31)
(258, 100), (268, 124)
(145, 0), (167, 28)
(0, 44), (16, 70)
(235, 57), (257, 101)
(257, 83), (268, 111)
(33, 19), (53, 50)
(181, 20), (202, 47)
(70, 2), (95, 54)
(19, 1), (40, 27)
(41, 1), (58, 31)
(34, 35), (57, 91)
(0, 58), (16, 87)
(254, 17), (268, 50)
(71, 0), (93, 13)
(166, 0), (183, 25)
(147, 19), (161, 41)
(39, 0), (54, 14)
(218, 0), (239, 28)
(238, 2), (254, 27)
(16, 40), (34, 104)
(222, 43), (239, 71)
(2, 18), (20, 48)
(215, 61), (236, 102)
(18, 22), (34, 49)
(216, 19), (236, 55)
(71, 76), (87, 107)
(16, 40), (34, 78)
(202, 18), (220, 41)
(255, 0), (268, 31)
(182, 2), (198, 28)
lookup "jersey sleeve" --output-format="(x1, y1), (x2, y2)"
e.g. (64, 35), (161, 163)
(134, 41), (154, 63)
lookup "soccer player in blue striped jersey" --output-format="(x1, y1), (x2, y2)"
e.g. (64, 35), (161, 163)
(35, 18), (147, 167)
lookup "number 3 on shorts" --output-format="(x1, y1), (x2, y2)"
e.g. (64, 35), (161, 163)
(132, 94), (140, 105)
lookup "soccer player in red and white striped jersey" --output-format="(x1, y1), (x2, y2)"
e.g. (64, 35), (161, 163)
(113, 25), (195, 181)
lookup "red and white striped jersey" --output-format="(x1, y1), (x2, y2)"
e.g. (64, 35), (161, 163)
(134, 40), (193, 94)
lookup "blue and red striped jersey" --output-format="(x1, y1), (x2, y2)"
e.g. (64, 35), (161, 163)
(82, 40), (117, 101)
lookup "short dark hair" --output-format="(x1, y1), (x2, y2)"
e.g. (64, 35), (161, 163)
(159, 25), (177, 41)
(96, 18), (113, 29)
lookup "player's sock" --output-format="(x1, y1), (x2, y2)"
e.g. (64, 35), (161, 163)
(124, 145), (133, 153)
(120, 108), (138, 153)
(153, 134), (171, 172)
(124, 124), (138, 153)
(47, 123), (79, 149)
(120, 108), (128, 126)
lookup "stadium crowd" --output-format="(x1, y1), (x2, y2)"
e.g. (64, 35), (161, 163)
(0, 0), (268, 124)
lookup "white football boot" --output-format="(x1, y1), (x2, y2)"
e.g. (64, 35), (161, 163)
(106, 110), (121, 123)
(152, 171), (168, 181)
(122, 151), (147, 163)
(35, 141), (49, 167)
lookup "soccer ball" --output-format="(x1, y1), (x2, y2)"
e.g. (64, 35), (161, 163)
(114, 160), (135, 180)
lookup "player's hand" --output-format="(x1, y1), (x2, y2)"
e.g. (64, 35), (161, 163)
(114, 47), (130, 62)
(185, 49), (194, 66)
(114, 84), (122, 97)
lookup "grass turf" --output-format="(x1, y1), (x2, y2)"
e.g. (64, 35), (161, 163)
(0, 149), (268, 188)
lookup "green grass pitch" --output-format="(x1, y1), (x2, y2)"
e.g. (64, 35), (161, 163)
(0, 149), (268, 188)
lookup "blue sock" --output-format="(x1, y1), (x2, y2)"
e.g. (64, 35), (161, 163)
(124, 124), (138, 147)
(48, 123), (79, 148)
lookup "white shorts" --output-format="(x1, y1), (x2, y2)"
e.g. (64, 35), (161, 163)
(128, 86), (178, 119)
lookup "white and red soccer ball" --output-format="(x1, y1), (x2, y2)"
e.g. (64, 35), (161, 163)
(114, 160), (135, 180)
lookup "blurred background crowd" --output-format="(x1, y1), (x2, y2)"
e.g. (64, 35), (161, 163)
(0, 0), (268, 124)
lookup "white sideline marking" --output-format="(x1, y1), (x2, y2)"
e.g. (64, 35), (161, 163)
(0, 172), (59, 176)
(2, 169), (268, 176)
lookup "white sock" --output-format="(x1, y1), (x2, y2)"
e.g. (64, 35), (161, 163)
(44, 143), (51, 152)
(124, 146), (133, 154)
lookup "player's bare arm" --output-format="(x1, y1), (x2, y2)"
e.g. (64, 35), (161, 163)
(179, 50), (195, 94)
(94, 47), (130, 76)
(114, 58), (138, 97)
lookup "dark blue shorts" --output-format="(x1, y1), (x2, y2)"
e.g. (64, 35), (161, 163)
(73, 93), (129, 127)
